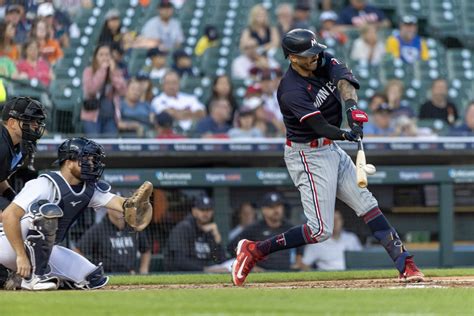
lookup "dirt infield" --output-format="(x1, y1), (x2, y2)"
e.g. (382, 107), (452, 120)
(108, 276), (474, 290)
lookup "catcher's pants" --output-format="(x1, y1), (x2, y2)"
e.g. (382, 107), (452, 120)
(285, 141), (378, 243)
(0, 216), (97, 284)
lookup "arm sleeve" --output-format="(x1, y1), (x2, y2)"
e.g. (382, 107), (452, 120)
(322, 52), (360, 89)
(138, 232), (151, 253)
(304, 115), (346, 140)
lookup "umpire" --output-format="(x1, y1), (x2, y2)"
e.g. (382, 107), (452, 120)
(0, 97), (46, 212)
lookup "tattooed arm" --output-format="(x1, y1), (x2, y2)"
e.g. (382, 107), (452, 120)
(337, 79), (358, 105)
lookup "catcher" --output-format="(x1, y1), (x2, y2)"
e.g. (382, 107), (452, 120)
(0, 137), (153, 290)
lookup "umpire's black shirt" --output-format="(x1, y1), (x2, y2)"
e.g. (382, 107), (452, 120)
(0, 124), (24, 182)
(277, 51), (360, 143)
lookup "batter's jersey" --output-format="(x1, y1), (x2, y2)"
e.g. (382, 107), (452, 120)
(277, 51), (360, 143)
(12, 171), (114, 242)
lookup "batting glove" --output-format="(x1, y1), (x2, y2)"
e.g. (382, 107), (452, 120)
(343, 129), (362, 142)
(346, 107), (368, 129)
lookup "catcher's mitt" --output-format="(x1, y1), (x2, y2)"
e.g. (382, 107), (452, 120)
(123, 181), (153, 231)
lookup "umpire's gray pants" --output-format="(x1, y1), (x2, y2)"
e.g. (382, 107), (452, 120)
(285, 142), (378, 243)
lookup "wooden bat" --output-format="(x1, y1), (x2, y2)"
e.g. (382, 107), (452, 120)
(356, 140), (368, 188)
(356, 140), (376, 188)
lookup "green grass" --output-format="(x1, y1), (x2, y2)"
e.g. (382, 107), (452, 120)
(1, 268), (474, 316)
(110, 267), (474, 285)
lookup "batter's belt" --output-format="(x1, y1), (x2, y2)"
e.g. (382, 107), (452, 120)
(286, 138), (333, 149)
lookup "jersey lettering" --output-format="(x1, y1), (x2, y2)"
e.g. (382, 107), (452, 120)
(313, 81), (337, 109)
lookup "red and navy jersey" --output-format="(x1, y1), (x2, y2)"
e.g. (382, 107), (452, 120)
(277, 51), (359, 143)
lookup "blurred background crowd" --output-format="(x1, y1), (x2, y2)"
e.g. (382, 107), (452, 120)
(0, 0), (473, 139)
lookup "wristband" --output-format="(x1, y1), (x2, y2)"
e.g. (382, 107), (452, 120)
(2, 187), (16, 202)
(345, 99), (357, 110)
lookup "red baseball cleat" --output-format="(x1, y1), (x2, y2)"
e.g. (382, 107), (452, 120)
(231, 239), (263, 286)
(398, 256), (425, 282)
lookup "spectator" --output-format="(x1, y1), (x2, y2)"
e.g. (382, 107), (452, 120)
(228, 192), (303, 271)
(300, 210), (362, 271)
(76, 208), (151, 274)
(338, 0), (390, 28)
(392, 115), (419, 137)
(384, 79), (414, 118)
(81, 44), (127, 137)
(350, 24), (385, 65)
(239, 4), (280, 56)
(151, 71), (205, 133)
(0, 21), (20, 61)
(368, 91), (387, 113)
(30, 18), (63, 65)
(4, 4), (29, 44)
(154, 111), (185, 139)
(206, 74), (238, 124)
(171, 49), (200, 78)
(137, 0), (184, 51)
(449, 102), (474, 136)
(260, 70), (283, 123)
(0, 56), (26, 79)
(419, 79), (458, 125)
(142, 47), (169, 80)
(293, 0), (314, 32)
(364, 103), (394, 136)
(386, 15), (429, 64)
(229, 202), (257, 241)
(275, 3), (294, 39)
(119, 78), (153, 137)
(16, 39), (53, 86)
(110, 42), (128, 78)
(98, 8), (122, 47)
(135, 71), (155, 103)
(194, 25), (219, 57)
(194, 98), (232, 138)
(37, 2), (71, 49)
(231, 37), (279, 80)
(318, 11), (348, 46)
(228, 105), (264, 138)
(52, 0), (93, 19)
(165, 195), (226, 272)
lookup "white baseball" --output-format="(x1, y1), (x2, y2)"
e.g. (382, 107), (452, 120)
(363, 164), (376, 175)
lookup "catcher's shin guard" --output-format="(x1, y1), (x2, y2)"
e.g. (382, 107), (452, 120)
(374, 228), (410, 273)
(60, 263), (109, 290)
(24, 201), (63, 276)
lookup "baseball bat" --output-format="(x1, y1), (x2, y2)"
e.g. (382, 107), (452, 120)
(356, 140), (368, 188)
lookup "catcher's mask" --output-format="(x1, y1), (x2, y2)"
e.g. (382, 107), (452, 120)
(2, 97), (46, 142)
(53, 137), (106, 182)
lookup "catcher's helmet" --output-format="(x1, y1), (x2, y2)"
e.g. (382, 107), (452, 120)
(1, 97), (46, 142)
(54, 137), (106, 181)
(281, 28), (327, 58)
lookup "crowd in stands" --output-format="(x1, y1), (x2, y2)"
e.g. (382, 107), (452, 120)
(1, 0), (473, 137)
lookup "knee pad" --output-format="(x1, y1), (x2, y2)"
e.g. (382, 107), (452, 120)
(25, 201), (63, 276)
(60, 263), (109, 290)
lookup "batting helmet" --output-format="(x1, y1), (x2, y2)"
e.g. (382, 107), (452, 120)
(54, 137), (106, 182)
(281, 28), (327, 58)
(1, 97), (46, 142)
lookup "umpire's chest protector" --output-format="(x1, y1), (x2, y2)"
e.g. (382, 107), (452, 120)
(40, 172), (95, 243)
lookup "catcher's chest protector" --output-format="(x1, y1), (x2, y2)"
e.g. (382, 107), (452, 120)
(40, 172), (95, 243)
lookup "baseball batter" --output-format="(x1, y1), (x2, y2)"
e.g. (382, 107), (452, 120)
(0, 137), (152, 290)
(232, 29), (424, 286)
